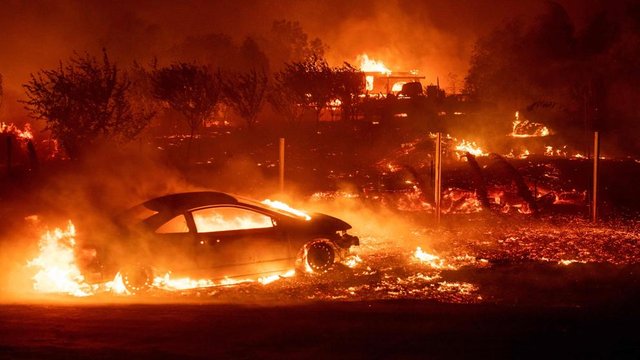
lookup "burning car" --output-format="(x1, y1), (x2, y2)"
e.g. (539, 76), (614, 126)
(87, 191), (359, 293)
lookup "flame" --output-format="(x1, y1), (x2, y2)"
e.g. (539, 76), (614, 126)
(150, 269), (297, 291)
(454, 139), (487, 157)
(258, 269), (296, 285)
(510, 112), (551, 137)
(357, 54), (391, 74)
(357, 54), (391, 91)
(262, 199), (311, 221)
(414, 247), (448, 269)
(391, 82), (405, 92)
(27, 221), (95, 297)
(506, 148), (531, 159)
(343, 254), (363, 268)
(328, 98), (342, 108)
(1, 122), (34, 141)
(105, 273), (129, 295)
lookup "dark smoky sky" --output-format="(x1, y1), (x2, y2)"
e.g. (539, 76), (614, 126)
(0, 0), (606, 116)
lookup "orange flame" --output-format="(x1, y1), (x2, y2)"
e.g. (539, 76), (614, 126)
(510, 112), (551, 137)
(1, 122), (34, 141)
(27, 221), (95, 297)
(454, 139), (487, 157)
(357, 54), (391, 74)
(262, 199), (311, 221)
(414, 247), (449, 269)
(357, 54), (392, 91)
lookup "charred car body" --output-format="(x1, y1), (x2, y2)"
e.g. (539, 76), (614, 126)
(89, 191), (359, 292)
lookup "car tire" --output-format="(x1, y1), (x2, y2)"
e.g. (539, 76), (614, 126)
(120, 265), (152, 294)
(304, 241), (335, 273)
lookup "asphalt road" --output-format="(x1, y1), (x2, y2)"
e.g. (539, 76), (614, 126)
(1, 300), (639, 359)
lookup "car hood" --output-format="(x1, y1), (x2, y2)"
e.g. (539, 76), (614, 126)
(307, 212), (352, 231)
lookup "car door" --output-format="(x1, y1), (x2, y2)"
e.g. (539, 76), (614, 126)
(149, 213), (200, 274)
(190, 206), (291, 279)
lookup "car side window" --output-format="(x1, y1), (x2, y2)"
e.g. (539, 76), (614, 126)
(155, 215), (189, 234)
(192, 207), (273, 233)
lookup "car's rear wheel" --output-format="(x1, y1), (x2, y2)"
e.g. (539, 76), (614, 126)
(120, 265), (152, 294)
(304, 242), (335, 272)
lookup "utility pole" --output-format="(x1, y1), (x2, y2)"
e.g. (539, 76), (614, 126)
(592, 131), (600, 223)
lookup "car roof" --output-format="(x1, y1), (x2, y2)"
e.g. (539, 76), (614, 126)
(141, 191), (240, 213)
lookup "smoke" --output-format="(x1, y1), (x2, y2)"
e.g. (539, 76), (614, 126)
(0, 0), (595, 120)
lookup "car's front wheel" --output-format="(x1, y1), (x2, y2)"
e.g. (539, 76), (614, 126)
(303, 241), (335, 273)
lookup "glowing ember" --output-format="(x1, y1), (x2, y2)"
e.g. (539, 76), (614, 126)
(27, 221), (95, 297)
(442, 189), (483, 214)
(506, 148), (531, 159)
(262, 199), (311, 221)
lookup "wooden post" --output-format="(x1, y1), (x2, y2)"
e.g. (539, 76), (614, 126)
(592, 131), (599, 223)
(279, 138), (285, 192)
(6, 136), (12, 176)
(434, 132), (442, 224)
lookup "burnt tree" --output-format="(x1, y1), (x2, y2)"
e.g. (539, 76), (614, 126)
(23, 51), (152, 159)
(220, 69), (268, 128)
(331, 63), (364, 122)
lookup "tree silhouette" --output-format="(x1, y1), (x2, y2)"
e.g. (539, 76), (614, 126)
(267, 20), (325, 70)
(23, 50), (152, 159)
(331, 63), (364, 121)
(151, 62), (221, 159)
(267, 79), (306, 125)
(220, 69), (268, 128)
(277, 53), (333, 126)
